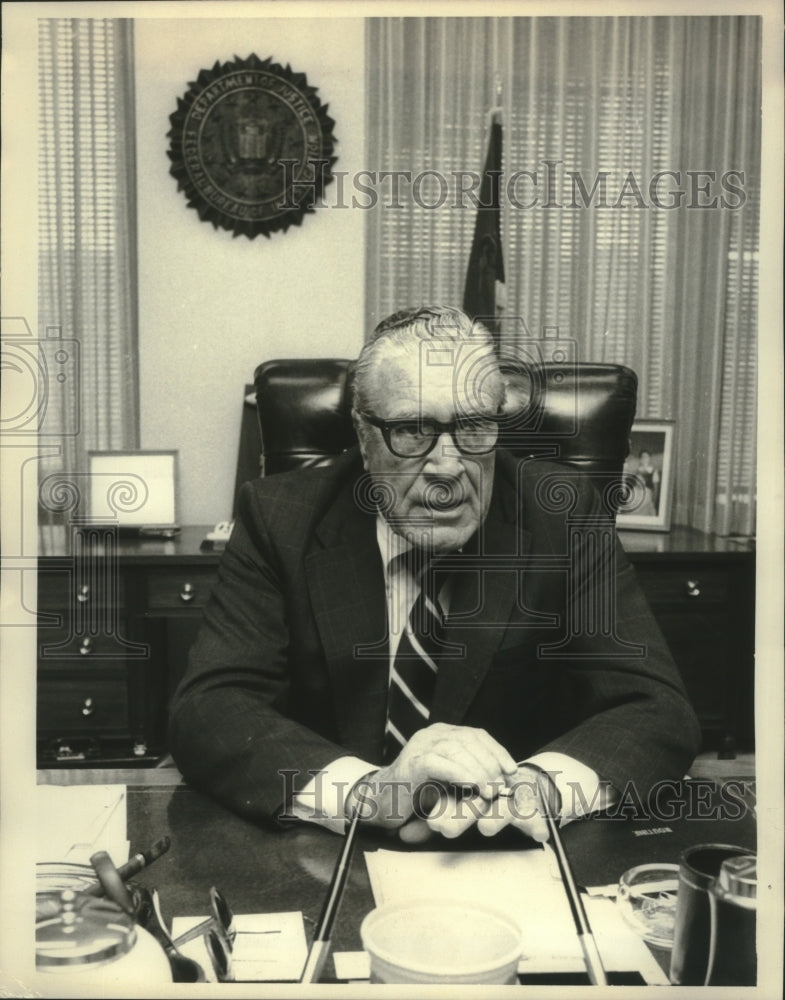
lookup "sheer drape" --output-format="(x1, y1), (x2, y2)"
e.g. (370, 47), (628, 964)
(38, 18), (140, 494)
(365, 17), (760, 536)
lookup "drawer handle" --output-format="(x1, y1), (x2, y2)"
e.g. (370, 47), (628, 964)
(79, 638), (92, 655)
(133, 741), (148, 757)
(179, 583), (196, 603)
(81, 697), (94, 717)
(685, 579), (701, 597)
(76, 584), (90, 603)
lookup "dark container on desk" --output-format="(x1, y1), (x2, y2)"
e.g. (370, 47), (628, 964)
(669, 843), (756, 986)
(705, 853), (757, 986)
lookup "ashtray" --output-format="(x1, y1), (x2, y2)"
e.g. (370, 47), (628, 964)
(616, 862), (679, 949)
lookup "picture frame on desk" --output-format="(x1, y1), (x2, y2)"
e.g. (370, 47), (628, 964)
(617, 420), (675, 532)
(87, 450), (179, 531)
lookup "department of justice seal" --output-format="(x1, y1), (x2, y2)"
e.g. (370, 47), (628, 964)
(167, 54), (337, 239)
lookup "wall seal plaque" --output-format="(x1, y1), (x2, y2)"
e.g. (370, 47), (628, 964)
(167, 54), (337, 239)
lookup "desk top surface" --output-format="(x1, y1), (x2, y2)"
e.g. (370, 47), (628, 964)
(125, 781), (373, 958)
(36, 768), (757, 985)
(37, 523), (755, 561)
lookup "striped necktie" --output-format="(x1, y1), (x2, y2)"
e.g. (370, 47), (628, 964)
(383, 560), (445, 763)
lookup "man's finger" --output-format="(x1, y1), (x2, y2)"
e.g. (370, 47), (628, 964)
(509, 812), (550, 843)
(397, 817), (436, 844)
(476, 791), (514, 837)
(407, 743), (514, 792)
(474, 785), (551, 842)
(466, 729), (518, 776)
(446, 728), (518, 781)
(403, 725), (517, 783)
(425, 793), (489, 839)
(406, 751), (497, 792)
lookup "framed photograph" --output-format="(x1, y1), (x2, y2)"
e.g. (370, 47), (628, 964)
(87, 450), (179, 529)
(617, 421), (675, 531)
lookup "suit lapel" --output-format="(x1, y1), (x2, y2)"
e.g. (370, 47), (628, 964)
(306, 478), (389, 760)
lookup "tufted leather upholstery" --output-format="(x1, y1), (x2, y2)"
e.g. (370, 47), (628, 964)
(253, 358), (638, 505)
(254, 359), (356, 475)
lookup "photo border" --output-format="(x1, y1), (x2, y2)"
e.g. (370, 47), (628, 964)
(87, 449), (179, 528)
(617, 419), (675, 532)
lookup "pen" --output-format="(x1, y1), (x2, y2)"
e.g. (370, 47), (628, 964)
(533, 773), (608, 986)
(83, 836), (171, 897)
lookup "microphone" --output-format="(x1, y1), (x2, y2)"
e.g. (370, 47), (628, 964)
(533, 772), (607, 986)
(299, 782), (368, 983)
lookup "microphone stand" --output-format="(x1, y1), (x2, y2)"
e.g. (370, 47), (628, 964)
(534, 772), (607, 986)
(299, 793), (364, 984)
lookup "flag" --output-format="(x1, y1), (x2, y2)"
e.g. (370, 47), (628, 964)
(462, 118), (505, 348)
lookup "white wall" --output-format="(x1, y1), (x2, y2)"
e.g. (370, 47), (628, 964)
(135, 17), (366, 524)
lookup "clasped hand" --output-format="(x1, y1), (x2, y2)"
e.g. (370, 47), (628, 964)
(349, 724), (553, 844)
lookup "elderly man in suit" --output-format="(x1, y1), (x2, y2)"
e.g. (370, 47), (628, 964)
(169, 306), (700, 843)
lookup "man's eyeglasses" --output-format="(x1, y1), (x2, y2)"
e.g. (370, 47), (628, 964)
(171, 886), (238, 982)
(358, 412), (500, 458)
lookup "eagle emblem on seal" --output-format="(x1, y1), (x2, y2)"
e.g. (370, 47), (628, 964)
(167, 54), (337, 239)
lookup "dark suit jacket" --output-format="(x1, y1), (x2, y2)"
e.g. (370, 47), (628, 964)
(169, 448), (701, 824)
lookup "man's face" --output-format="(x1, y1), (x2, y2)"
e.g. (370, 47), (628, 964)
(355, 341), (502, 554)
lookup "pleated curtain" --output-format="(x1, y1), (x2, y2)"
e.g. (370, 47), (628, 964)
(38, 18), (140, 495)
(365, 16), (760, 537)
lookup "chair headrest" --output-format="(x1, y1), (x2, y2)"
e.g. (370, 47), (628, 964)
(253, 358), (638, 485)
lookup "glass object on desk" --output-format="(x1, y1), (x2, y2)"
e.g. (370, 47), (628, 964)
(37, 862), (97, 892)
(616, 863), (679, 950)
(37, 862), (98, 919)
(36, 886), (172, 984)
(360, 899), (522, 985)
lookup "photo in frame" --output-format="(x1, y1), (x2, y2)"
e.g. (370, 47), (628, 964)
(87, 450), (179, 529)
(617, 421), (675, 531)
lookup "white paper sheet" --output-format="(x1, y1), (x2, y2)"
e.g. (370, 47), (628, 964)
(171, 911), (308, 983)
(36, 784), (128, 867)
(365, 846), (578, 962)
(364, 847), (669, 983)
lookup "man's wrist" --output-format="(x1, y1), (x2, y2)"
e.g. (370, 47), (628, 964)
(516, 761), (563, 819)
(289, 757), (378, 834)
(521, 752), (619, 823)
(343, 769), (380, 826)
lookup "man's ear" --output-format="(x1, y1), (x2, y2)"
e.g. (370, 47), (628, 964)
(351, 408), (370, 471)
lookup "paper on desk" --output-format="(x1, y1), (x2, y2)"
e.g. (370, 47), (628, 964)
(172, 912), (308, 983)
(365, 847), (578, 965)
(584, 897), (670, 985)
(364, 847), (668, 982)
(36, 784), (128, 867)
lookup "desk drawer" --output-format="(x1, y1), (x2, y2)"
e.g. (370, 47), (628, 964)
(39, 569), (126, 610)
(633, 566), (730, 606)
(147, 568), (218, 609)
(38, 671), (130, 734)
(38, 639), (135, 664)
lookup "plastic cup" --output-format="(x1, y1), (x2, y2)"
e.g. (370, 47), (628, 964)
(360, 899), (522, 985)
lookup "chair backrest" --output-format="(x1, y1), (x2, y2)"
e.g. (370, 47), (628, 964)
(253, 358), (638, 503)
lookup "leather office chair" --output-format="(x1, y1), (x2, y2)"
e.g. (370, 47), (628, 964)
(252, 358), (638, 511)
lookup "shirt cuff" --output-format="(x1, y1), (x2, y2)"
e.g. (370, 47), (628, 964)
(522, 751), (619, 825)
(289, 756), (377, 835)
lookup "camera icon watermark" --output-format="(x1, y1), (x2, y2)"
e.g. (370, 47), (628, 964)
(0, 317), (80, 436)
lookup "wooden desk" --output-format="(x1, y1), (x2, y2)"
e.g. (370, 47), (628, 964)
(618, 527), (755, 756)
(37, 767), (757, 986)
(36, 526), (219, 767)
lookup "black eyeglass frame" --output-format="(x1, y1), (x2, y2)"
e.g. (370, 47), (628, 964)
(170, 886), (238, 954)
(358, 410), (501, 458)
(205, 927), (234, 982)
(170, 886), (238, 982)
